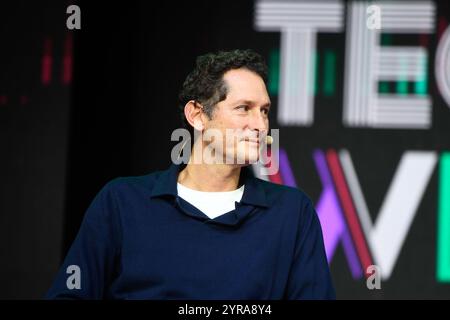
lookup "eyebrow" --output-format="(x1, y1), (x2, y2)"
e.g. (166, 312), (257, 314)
(233, 99), (271, 108)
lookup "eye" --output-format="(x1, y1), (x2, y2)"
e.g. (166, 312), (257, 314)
(236, 105), (250, 112)
(261, 108), (270, 115)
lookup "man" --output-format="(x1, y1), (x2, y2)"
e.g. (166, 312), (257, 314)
(46, 49), (335, 299)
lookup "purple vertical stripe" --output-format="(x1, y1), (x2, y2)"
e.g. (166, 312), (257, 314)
(279, 148), (297, 187)
(313, 149), (363, 279)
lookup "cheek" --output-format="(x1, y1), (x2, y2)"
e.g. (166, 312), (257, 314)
(208, 118), (233, 131)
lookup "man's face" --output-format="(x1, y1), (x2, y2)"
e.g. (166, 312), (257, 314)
(202, 68), (271, 166)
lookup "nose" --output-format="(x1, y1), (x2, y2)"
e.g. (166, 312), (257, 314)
(248, 109), (268, 134)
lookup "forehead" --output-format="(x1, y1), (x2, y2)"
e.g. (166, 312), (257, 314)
(222, 68), (270, 104)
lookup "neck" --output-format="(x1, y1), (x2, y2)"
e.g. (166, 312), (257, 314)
(177, 147), (242, 192)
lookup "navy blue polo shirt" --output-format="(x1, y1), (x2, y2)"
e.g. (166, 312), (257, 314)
(46, 163), (335, 299)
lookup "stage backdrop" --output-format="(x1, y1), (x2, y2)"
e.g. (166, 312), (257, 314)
(52, 0), (450, 299)
(1, 0), (450, 299)
(249, 0), (450, 299)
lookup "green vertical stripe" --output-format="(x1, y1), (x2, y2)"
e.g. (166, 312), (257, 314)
(414, 55), (428, 96)
(381, 34), (392, 45)
(396, 80), (408, 95)
(438, 152), (450, 283)
(268, 49), (280, 95)
(323, 50), (336, 97)
(415, 78), (427, 95)
(379, 81), (390, 93)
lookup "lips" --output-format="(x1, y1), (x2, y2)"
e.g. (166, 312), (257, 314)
(243, 138), (260, 144)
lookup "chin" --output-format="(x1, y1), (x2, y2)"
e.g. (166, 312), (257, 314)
(237, 155), (260, 165)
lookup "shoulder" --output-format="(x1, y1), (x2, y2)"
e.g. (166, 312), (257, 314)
(253, 178), (321, 238)
(253, 177), (315, 211)
(97, 169), (164, 198)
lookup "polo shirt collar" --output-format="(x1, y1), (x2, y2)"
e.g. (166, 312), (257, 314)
(150, 162), (269, 208)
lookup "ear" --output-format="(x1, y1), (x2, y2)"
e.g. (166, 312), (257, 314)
(184, 100), (205, 131)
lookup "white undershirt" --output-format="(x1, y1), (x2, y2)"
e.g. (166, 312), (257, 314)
(176, 183), (245, 219)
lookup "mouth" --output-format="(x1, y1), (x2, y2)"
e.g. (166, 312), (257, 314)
(243, 138), (260, 145)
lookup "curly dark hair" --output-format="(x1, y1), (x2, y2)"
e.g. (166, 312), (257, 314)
(178, 49), (268, 134)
